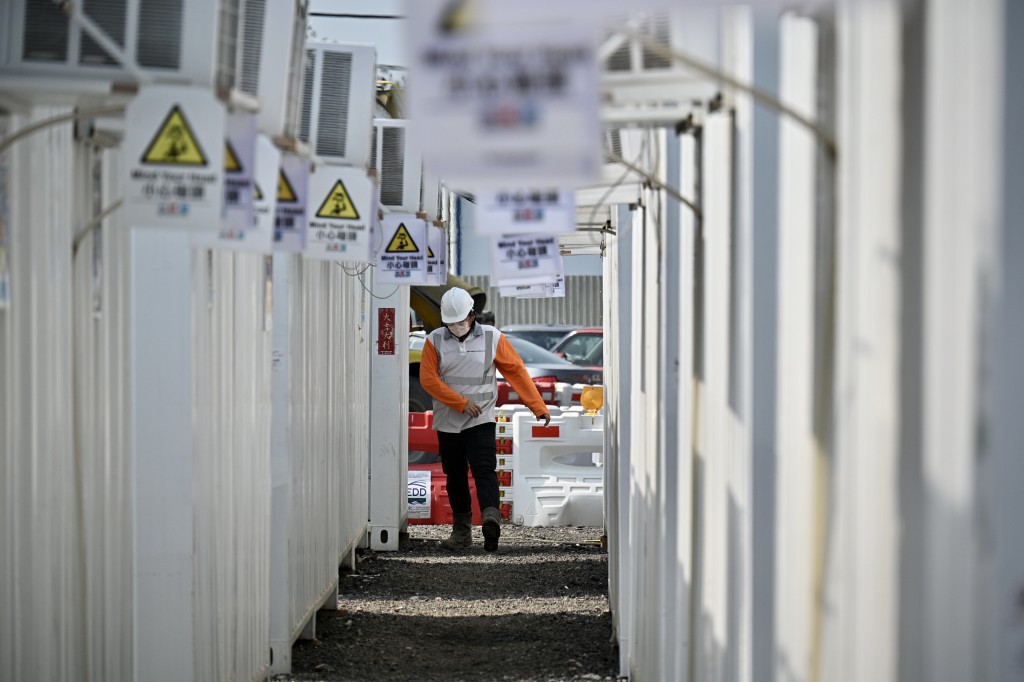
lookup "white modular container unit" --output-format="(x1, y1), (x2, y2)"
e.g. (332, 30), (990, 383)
(1, 105), (276, 680)
(1, 106), (105, 680)
(602, 2), (1024, 681)
(190, 249), (274, 682)
(269, 254), (371, 674)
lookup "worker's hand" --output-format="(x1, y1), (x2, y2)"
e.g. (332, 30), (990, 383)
(464, 401), (483, 418)
(539, 413), (551, 427)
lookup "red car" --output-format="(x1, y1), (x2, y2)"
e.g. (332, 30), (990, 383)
(551, 327), (603, 366)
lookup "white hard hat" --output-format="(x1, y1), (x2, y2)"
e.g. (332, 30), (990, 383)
(440, 287), (474, 323)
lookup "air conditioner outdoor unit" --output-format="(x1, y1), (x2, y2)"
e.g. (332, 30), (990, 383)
(256, 0), (308, 136)
(298, 42), (376, 168)
(601, 10), (719, 105)
(370, 118), (421, 213)
(0, 0), (270, 97)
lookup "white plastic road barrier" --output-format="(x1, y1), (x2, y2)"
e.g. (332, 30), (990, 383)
(554, 382), (601, 407)
(511, 409), (604, 527)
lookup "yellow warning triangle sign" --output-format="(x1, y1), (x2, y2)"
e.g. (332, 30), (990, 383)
(427, 246), (435, 258)
(224, 141), (242, 172)
(277, 170), (298, 203)
(314, 179), (360, 219)
(385, 223), (420, 253)
(141, 105), (208, 166)
(254, 183), (264, 201)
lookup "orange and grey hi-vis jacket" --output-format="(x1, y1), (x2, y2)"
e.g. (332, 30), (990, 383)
(420, 323), (546, 433)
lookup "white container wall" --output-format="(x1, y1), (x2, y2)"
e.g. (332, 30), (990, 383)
(73, 145), (134, 682)
(1, 109), (373, 680)
(1, 106), (94, 680)
(191, 249), (274, 682)
(270, 254), (371, 674)
(603, 2), (1024, 681)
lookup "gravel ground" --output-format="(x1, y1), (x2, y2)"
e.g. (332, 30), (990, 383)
(273, 524), (620, 682)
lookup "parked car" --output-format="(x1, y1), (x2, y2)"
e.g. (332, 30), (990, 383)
(408, 330), (602, 412)
(408, 331), (432, 413)
(497, 335), (603, 406)
(578, 337), (603, 367)
(551, 327), (603, 365)
(500, 324), (579, 351)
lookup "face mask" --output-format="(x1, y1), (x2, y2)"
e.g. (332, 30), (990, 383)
(447, 320), (471, 337)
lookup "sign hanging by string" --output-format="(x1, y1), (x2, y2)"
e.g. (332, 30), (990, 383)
(376, 214), (428, 285)
(273, 154), (308, 252)
(123, 85), (225, 229)
(426, 222), (448, 285)
(408, 4), (601, 186)
(499, 273), (565, 299)
(489, 233), (563, 286)
(305, 165), (373, 262)
(195, 132), (277, 252)
(474, 187), (576, 236)
(221, 112), (256, 234)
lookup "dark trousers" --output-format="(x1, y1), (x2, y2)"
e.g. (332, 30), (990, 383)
(437, 422), (498, 515)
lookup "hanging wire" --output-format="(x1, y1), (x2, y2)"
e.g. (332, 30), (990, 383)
(583, 131), (650, 232)
(71, 199), (124, 256)
(619, 25), (838, 159)
(605, 148), (701, 220)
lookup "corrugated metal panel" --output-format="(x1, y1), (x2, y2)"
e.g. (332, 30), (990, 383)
(73, 145), (133, 682)
(460, 275), (602, 328)
(270, 255), (370, 672)
(0, 106), (86, 680)
(192, 249), (273, 681)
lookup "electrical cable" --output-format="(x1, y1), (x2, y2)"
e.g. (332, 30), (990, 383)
(71, 199), (123, 256)
(605, 148), (702, 220)
(583, 131), (650, 233)
(619, 26), (838, 159)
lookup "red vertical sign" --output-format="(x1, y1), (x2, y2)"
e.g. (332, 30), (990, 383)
(377, 307), (396, 355)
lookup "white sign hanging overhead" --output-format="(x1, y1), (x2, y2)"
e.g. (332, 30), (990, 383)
(274, 153), (308, 253)
(221, 112), (256, 232)
(123, 84), (225, 229)
(499, 273), (565, 299)
(376, 214), (428, 286)
(305, 165), (373, 262)
(474, 187), (576, 236)
(489, 233), (563, 286)
(247, 135), (280, 251)
(408, 5), (601, 186)
(195, 133), (277, 252)
(426, 222), (448, 285)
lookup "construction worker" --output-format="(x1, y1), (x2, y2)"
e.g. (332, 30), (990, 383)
(419, 288), (551, 551)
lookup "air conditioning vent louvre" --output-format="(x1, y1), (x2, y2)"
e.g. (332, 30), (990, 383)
(640, 14), (672, 70)
(603, 128), (623, 163)
(298, 48), (316, 142)
(369, 125), (378, 172)
(239, 0), (266, 96)
(216, 0), (241, 90)
(372, 119), (420, 212)
(315, 51), (353, 158)
(606, 41), (631, 72)
(299, 42), (375, 166)
(380, 126), (405, 206)
(137, 0), (183, 69)
(281, 14), (307, 137)
(79, 0), (127, 66)
(23, 0), (69, 62)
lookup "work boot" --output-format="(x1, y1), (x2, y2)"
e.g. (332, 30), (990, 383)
(440, 512), (473, 550)
(482, 507), (501, 552)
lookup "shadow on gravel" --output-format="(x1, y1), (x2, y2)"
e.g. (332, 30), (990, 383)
(344, 558), (609, 601)
(291, 611), (618, 682)
(279, 528), (619, 682)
